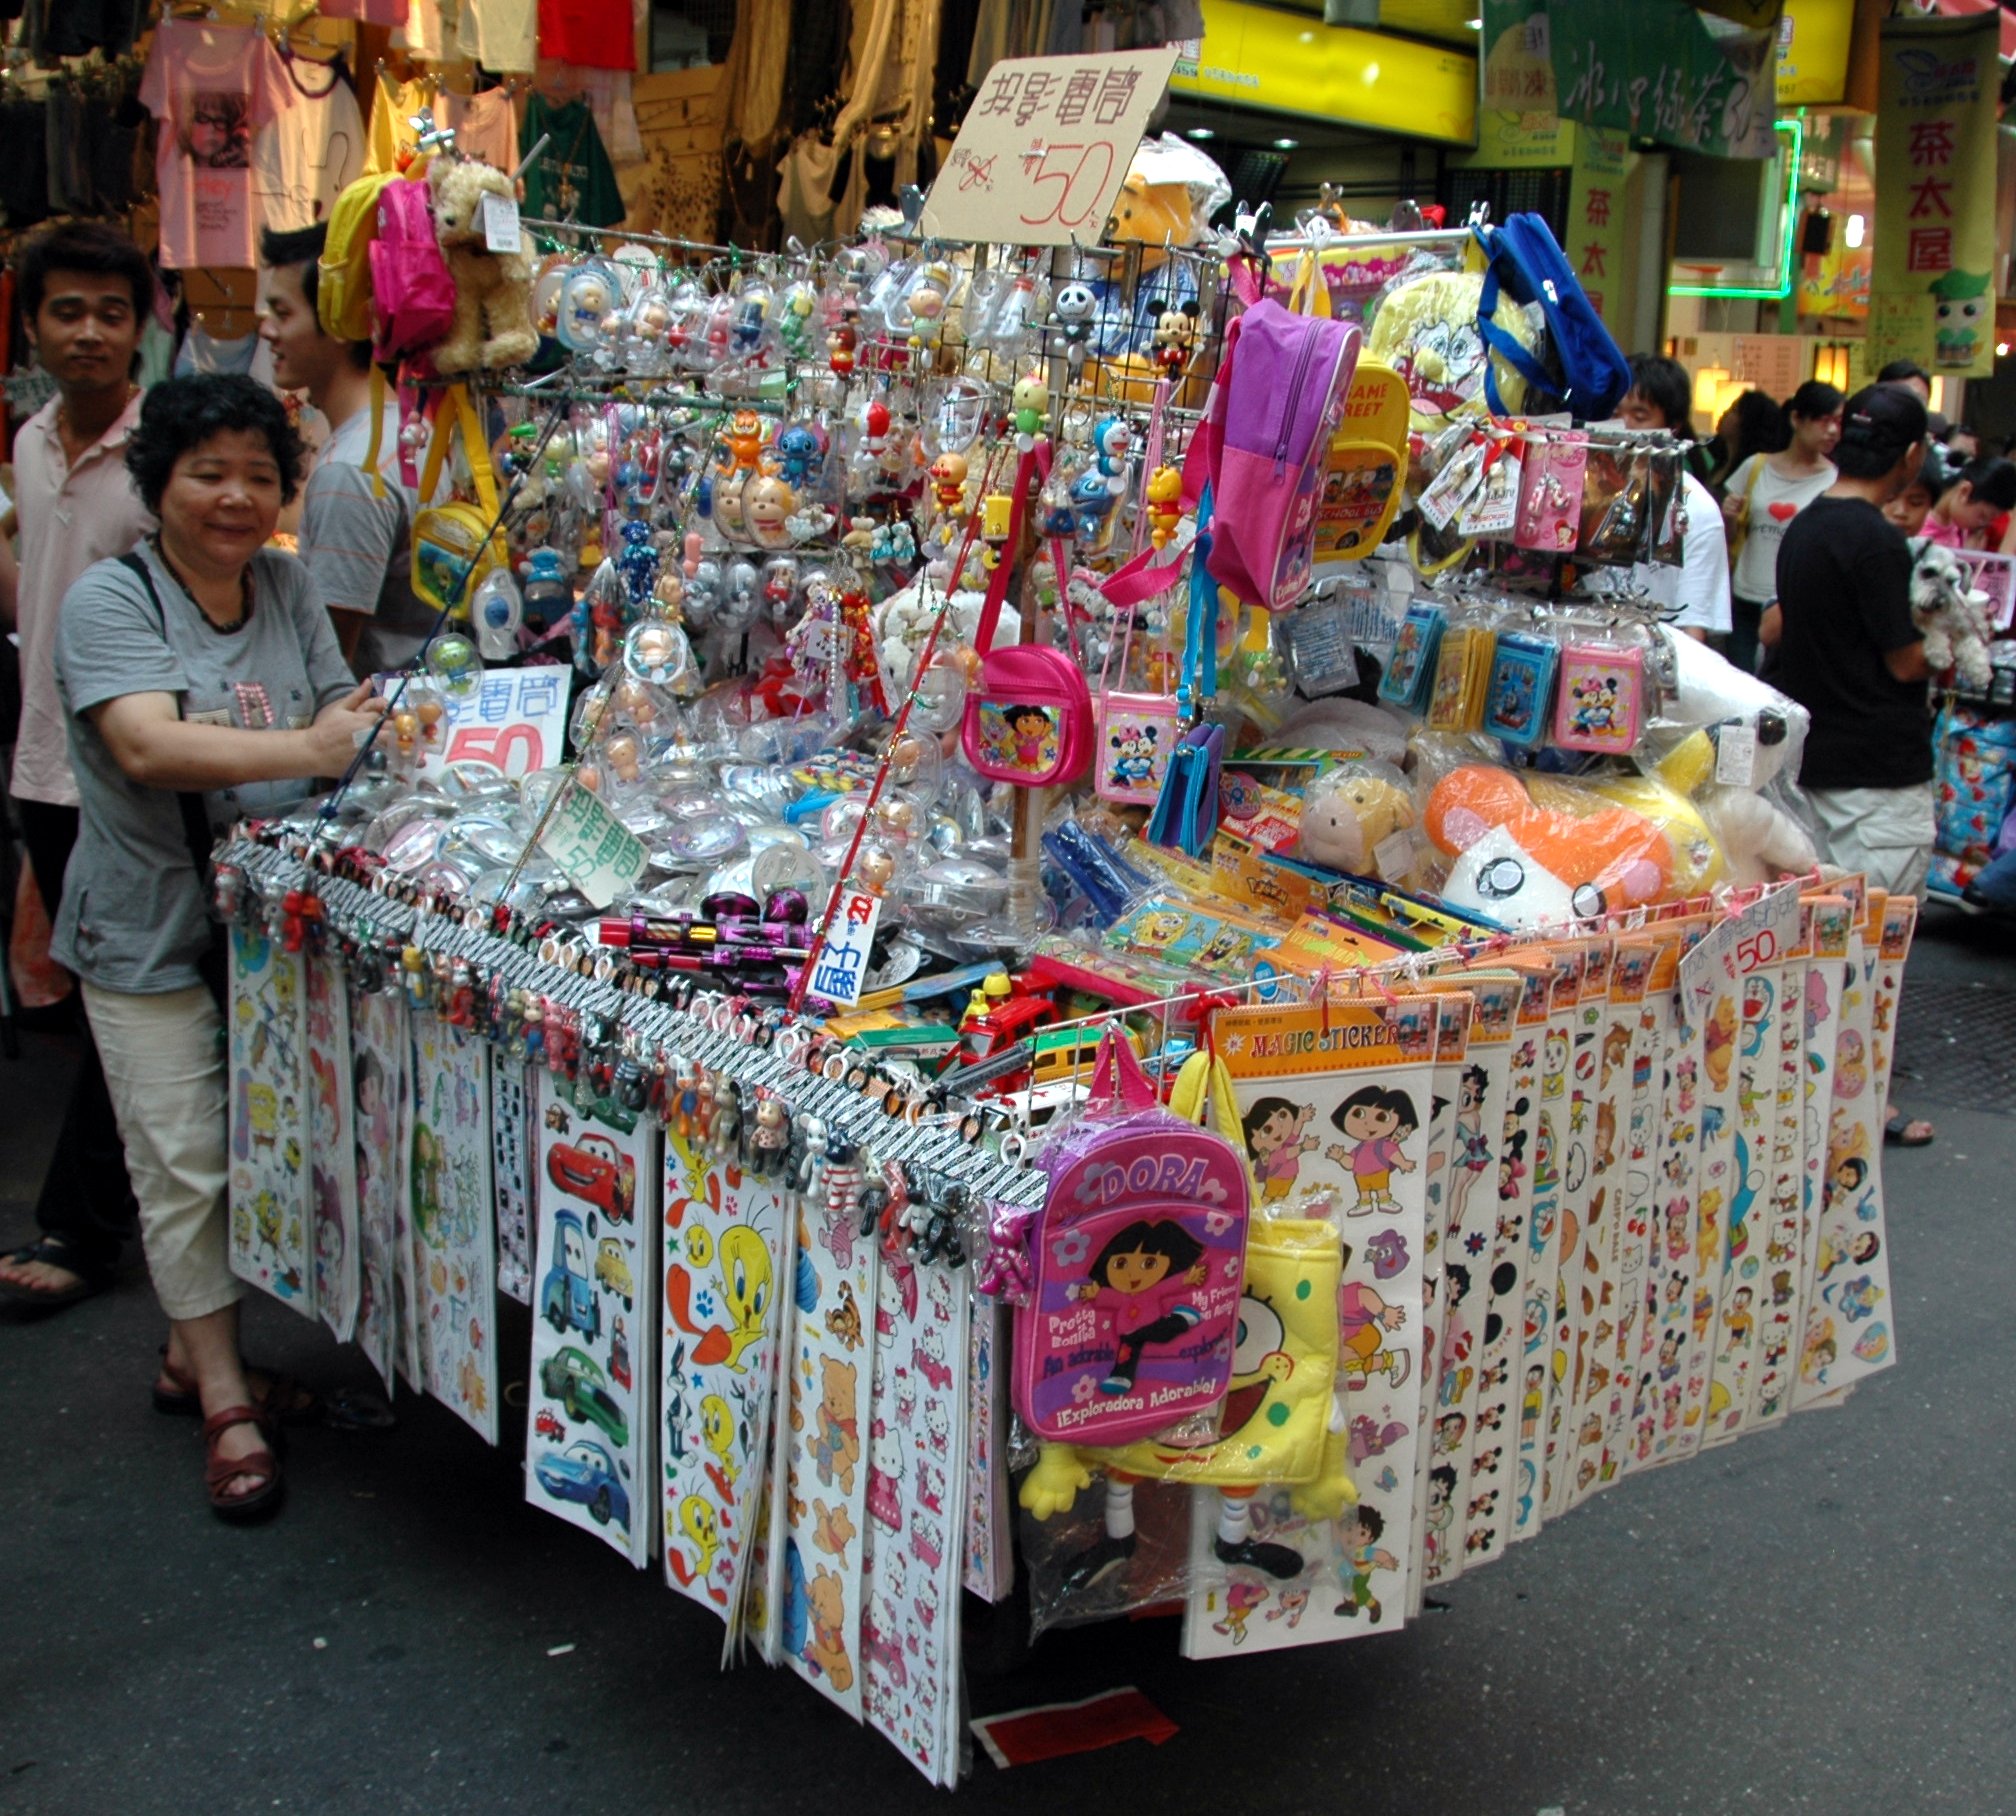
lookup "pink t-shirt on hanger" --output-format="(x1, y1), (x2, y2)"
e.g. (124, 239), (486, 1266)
(142, 20), (296, 270)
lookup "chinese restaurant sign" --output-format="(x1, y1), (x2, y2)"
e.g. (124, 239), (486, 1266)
(1868, 13), (2000, 381)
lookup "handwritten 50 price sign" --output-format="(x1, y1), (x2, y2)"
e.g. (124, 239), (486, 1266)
(411, 667), (572, 781)
(922, 47), (1180, 247)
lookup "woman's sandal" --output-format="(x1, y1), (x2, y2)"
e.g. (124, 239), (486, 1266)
(153, 1348), (319, 1425)
(202, 1407), (283, 1523)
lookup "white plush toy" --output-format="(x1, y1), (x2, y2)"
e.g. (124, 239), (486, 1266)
(1907, 536), (1997, 693)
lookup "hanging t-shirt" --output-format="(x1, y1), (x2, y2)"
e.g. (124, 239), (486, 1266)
(519, 93), (623, 226)
(539, 0), (636, 69)
(442, 87), (519, 172)
(395, 0), (451, 61)
(320, 0), (410, 20)
(1724, 453), (1836, 604)
(365, 74), (431, 177)
(142, 20), (296, 271)
(173, 323), (280, 389)
(458, 0), (539, 74)
(254, 55), (365, 230)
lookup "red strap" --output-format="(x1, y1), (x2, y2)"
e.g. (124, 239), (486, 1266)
(1087, 1024), (1158, 1114)
(972, 442), (1050, 656)
(1179, 306), (1242, 512)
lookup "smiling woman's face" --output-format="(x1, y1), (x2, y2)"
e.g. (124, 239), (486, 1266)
(156, 428), (283, 577)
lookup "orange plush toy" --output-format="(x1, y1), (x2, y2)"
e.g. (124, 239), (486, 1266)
(1424, 765), (1675, 927)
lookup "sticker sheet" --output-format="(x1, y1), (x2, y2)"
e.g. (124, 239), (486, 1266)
(227, 925), (313, 1316)
(525, 1074), (659, 1567)
(409, 1014), (498, 1444)
(660, 1131), (790, 1623)
(492, 1059), (535, 1306)
(1749, 905), (1815, 1429)
(306, 952), (360, 1341)
(1790, 899), (1854, 1409)
(1186, 997), (1439, 1656)
(963, 1296), (1013, 1604)
(861, 1256), (971, 1787)
(349, 983), (407, 1397)
(780, 1159), (880, 1717)
(1674, 927), (1741, 1461)
(1421, 972), (1522, 1590)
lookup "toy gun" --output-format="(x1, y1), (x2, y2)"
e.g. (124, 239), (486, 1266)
(597, 889), (810, 954)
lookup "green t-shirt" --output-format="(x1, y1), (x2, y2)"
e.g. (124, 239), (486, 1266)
(520, 95), (624, 228)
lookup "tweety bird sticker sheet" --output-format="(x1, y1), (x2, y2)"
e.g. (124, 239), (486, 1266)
(228, 924), (313, 1318)
(349, 982), (407, 1398)
(306, 952), (359, 1342)
(492, 1060), (535, 1306)
(1185, 996), (1440, 1656)
(661, 1128), (789, 1624)
(409, 1014), (498, 1445)
(526, 1074), (659, 1568)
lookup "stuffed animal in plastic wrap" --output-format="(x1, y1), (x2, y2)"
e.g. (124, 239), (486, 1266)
(428, 158), (538, 374)
(1364, 266), (1539, 438)
(1908, 537), (1997, 693)
(1273, 697), (1413, 767)
(1096, 135), (1229, 405)
(1296, 760), (1418, 880)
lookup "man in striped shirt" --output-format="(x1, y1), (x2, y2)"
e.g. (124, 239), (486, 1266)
(259, 223), (436, 674)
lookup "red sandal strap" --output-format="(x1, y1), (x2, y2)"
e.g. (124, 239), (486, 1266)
(201, 1404), (272, 1444)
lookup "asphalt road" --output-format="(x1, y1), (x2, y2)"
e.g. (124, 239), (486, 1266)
(3, 906), (2010, 1815)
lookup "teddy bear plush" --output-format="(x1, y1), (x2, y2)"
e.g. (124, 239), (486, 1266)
(1297, 760), (1418, 878)
(1908, 536), (1997, 693)
(427, 157), (538, 374)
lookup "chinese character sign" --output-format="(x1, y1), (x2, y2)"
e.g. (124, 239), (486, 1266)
(1567, 126), (1633, 326)
(1870, 14), (2000, 380)
(1547, 0), (1778, 161)
(922, 47), (1179, 246)
(406, 667), (571, 781)
(808, 889), (882, 1007)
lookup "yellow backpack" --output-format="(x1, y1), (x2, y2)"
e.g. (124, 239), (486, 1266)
(317, 171), (403, 342)
(410, 383), (506, 617)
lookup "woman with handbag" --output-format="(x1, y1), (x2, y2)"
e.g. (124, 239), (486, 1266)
(50, 374), (383, 1521)
(1720, 379), (1843, 674)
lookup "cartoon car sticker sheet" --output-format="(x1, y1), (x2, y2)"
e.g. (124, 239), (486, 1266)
(526, 1073), (659, 1567)
(306, 952), (360, 1342)
(1422, 973), (1522, 1590)
(779, 1172), (880, 1717)
(660, 1130), (789, 1624)
(963, 1297), (1013, 1604)
(227, 925), (314, 1316)
(492, 1060), (535, 1306)
(1185, 998), (1439, 1657)
(349, 983), (407, 1397)
(861, 1256), (971, 1787)
(409, 1014), (498, 1444)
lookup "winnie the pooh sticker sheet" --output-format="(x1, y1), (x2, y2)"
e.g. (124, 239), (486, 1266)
(228, 925), (313, 1318)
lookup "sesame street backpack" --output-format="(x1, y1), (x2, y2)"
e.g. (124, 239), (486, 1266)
(1011, 1028), (1249, 1447)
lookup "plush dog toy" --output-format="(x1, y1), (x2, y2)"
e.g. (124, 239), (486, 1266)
(427, 158), (538, 374)
(1908, 536), (1997, 693)
(1296, 761), (1417, 878)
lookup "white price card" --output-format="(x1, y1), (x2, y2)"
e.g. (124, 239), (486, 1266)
(481, 192), (521, 253)
(807, 888), (883, 1006)
(538, 779), (646, 908)
(922, 47), (1180, 246)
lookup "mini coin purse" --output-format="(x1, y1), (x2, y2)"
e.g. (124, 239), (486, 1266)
(1552, 639), (1645, 754)
(1379, 599), (1446, 713)
(1483, 630), (1558, 749)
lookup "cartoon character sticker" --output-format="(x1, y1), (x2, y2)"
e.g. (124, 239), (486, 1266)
(227, 926), (313, 1315)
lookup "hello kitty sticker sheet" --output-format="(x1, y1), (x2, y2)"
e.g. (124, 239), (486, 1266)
(349, 983), (407, 1398)
(860, 1257), (971, 1787)
(963, 1298), (1013, 1604)
(660, 1130), (789, 1624)
(409, 1014), (498, 1444)
(227, 925), (314, 1317)
(306, 952), (360, 1342)
(779, 1169), (880, 1718)
(492, 1060), (535, 1306)
(525, 1075), (659, 1568)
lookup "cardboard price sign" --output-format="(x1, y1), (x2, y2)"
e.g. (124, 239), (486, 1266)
(413, 667), (572, 781)
(808, 888), (883, 1006)
(922, 47), (1180, 246)
(538, 780), (647, 908)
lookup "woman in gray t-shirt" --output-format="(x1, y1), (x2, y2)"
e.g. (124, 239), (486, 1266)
(53, 374), (382, 1522)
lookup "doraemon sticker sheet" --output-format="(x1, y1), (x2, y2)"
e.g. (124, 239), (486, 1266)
(1422, 972), (1524, 1590)
(349, 983), (406, 1398)
(861, 1257), (971, 1787)
(1554, 943), (1652, 1516)
(1798, 899), (1900, 1405)
(1186, 998), (1440, 1656)
(409, 1015), (498, 1445)
(306, 953), (360, 1342)
(1749, 904), (1815, 1430)
(1788, 899), (1854, 1412)
(492, 1060), (534, 1306)
(963, 1297), (1014, 1604)
(660, 1129), (789, 1625)
(228, 925), (314, 1319)
(779, 1181), (880, 1718)
(526, 1074), (659, 1568)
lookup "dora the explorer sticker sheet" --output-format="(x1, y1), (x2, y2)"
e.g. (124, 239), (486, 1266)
(1183, 996), (1442, 1656)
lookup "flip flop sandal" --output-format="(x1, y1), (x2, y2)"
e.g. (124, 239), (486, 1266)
(153, 1349), (321, 1425)
(1884, 1110), (1935, 1148)
(0, 1237), (109, 1321)
(202, 1406), (283, 1523)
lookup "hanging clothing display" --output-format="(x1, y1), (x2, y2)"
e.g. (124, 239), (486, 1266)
(456, 0), (538, 75)
(538, 0), (635, 70)
(141, 18), (296, 270)
(20, 0), (141, 61)
(173, 324), (280, 389)
(394, 0), (452, 61)
(254, 55), (366, 231)
(519, 92), (623, 226)
(441, 87), (518, 173)
(320, 0), (411, 20)
(366, 74), (432, 177)
(0, 98), (51, 230)
(574, 68), (643, 165)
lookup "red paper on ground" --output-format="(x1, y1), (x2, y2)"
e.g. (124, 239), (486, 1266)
(971, 1688), (1179, 1768)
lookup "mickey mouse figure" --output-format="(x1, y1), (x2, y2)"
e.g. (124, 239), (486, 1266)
(1153, 300), (1201, 378)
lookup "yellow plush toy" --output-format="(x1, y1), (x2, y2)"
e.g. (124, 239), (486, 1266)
(1364, 267), (1538, 437)
(428, 157), (539, 374)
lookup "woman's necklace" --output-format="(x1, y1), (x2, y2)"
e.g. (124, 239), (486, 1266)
(156, 539), (253, 631)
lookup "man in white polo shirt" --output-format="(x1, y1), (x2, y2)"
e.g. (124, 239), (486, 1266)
(1, 222), (154, 1318)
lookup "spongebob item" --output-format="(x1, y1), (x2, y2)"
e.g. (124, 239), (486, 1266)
(1364, 267), (1536, 436)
